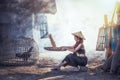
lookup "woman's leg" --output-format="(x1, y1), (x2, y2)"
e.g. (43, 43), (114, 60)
(62, 54), (78, 67)
(57, 61), (67, 68)
(52, 61), (67, 70)
(52, 53), (78, 70)
(76, 57), (88, 71)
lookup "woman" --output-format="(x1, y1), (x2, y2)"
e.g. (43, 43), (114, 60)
(52, 31), (88, 71)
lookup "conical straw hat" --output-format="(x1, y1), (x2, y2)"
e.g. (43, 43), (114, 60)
(72, 31), (85, 40)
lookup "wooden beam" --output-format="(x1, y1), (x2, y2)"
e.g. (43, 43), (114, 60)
(49, 34), (56, 48)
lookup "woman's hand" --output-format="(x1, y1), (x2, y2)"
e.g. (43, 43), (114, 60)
(60, 46), (73, 51)
(61, 47), (67, 51)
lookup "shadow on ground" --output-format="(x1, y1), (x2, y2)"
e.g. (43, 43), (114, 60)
(0, 64), (120, 80)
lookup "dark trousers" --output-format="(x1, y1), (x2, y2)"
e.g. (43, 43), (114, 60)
(62, 53), (88, 67)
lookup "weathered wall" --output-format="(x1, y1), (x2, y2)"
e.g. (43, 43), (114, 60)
(0, 0), (57, 61)
(0, 2), (39, 60)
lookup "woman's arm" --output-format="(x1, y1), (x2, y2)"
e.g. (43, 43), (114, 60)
(60, 44), (75, 51)
(66, 43), (83, 53)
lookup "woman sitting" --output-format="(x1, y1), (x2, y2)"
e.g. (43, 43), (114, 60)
(51, 31), (88, 71)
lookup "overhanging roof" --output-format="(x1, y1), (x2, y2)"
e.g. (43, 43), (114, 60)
(0, 0), (57, 14)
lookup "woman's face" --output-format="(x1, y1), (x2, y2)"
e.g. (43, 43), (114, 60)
(74, 36), (79, 42)
(74, 36), (83, 42)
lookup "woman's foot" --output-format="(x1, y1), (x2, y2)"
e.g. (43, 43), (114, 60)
(51, 66), (61, 71)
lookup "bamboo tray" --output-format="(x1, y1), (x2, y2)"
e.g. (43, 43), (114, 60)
(44, 46), (71, 51)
